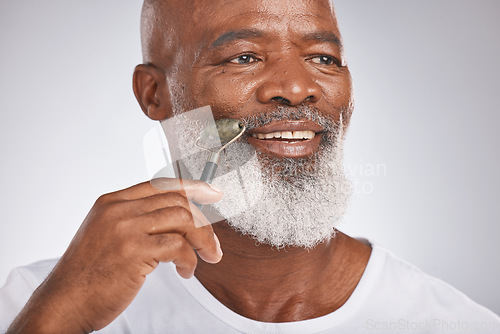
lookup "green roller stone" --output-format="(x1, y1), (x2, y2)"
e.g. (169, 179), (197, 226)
(199, 119), (244, 146)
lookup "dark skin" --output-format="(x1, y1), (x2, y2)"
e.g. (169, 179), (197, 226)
(198, 224), (370, 322)
(8, 0), (370, 332)
(8, 180), (224, 333)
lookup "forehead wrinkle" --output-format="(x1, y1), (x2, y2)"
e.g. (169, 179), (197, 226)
(194, 0), (341, 50)
(206, 12), (341, 48)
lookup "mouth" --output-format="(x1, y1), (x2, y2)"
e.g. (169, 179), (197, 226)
(246, 120), (323, 158)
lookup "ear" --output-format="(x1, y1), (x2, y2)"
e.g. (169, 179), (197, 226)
(133, 64), (173, 120)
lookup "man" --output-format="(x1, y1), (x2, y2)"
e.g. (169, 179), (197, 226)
(1, 0), (499, 333)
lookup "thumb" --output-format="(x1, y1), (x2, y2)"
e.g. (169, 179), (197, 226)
(150, 178), (223, 204)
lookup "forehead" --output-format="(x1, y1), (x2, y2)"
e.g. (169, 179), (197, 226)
(186, 0), (340, 46)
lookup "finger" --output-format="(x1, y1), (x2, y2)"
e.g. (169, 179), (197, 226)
(138, 205), (212, 235)
(128, 192), (210, 228)
(109, 181), (163, 200)
(150, 178), (224, 204)
(132, 194), (211, 233)
(147, 233), (199, 278)
(140, 207), (222, 264)
(114, 179), (223, 205)
(127, 191), (190, 215)
(183, 224), (223, 264)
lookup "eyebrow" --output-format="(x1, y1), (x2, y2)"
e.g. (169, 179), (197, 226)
(210, 29), (264, 49)
(302, 31), (342, 48)
(208, 29), (342, 49)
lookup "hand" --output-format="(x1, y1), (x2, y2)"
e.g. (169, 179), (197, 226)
(7, 179), (223, 334)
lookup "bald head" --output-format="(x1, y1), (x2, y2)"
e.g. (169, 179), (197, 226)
(141, 0), (175, 65)
(141, 0), (212, 69)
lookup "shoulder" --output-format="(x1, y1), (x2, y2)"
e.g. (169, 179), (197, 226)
(1, 258), (58, 294)
(362, 244), (500, 326)
(6, 259), (58, 286)
(0, 259), (58, 331)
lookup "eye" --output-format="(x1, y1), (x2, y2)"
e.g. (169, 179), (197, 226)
(229, 54), (258, 64)
(310, 55), (339, 66)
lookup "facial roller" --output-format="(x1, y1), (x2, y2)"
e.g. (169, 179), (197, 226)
(195, 118), (246, 208)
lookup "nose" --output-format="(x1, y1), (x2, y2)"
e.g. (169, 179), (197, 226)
(255, 58), (322, 106)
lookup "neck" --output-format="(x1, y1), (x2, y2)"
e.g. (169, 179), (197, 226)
(194, 221), (371, 322)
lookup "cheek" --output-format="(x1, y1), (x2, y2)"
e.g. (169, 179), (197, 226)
(324, 73), (354, 129)
(319, 73), (353, 109)
(191, 72), (261, 115)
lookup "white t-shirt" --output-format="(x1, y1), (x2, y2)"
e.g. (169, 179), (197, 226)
(1, 244), (499, 333)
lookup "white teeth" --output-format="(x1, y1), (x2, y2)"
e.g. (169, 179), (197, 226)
(251, 130), (316, 140)
(303, 131), (315, 139)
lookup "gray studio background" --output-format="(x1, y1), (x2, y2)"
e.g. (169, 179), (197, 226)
(0, 0), (499, 314)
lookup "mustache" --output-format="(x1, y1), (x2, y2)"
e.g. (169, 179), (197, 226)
(239, 105), (342, 132)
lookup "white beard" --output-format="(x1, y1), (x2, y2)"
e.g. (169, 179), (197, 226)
(169, 106), (352, 249)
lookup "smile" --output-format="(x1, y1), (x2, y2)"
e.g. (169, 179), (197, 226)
(246, 120), (323, 158)
(251, 130), (315, 140)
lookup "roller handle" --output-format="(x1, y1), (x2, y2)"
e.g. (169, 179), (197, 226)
(200, 161), (218, 184)
(195, 161), (218, 209)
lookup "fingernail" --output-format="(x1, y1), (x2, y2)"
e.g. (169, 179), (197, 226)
(214, 234), (223, 258)
(208, 183), (223, 193)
